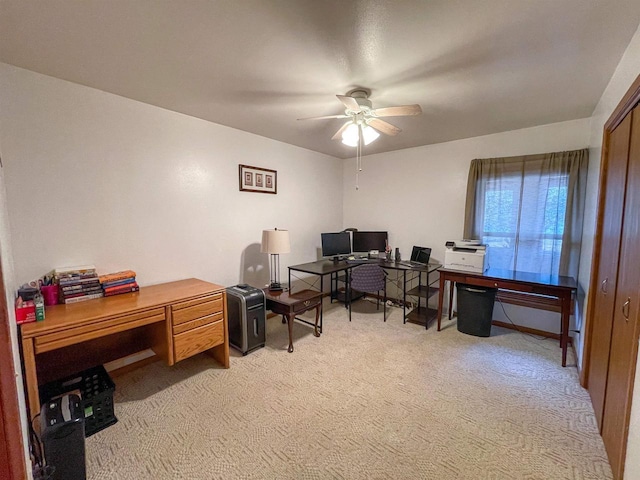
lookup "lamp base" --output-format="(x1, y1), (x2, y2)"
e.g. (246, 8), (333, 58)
(268, 282), (284, 292)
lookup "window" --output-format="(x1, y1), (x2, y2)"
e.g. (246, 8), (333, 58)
(464, 149), (587, 279)
(480, 174), (567, 275)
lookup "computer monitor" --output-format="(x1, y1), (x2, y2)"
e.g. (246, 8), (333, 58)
(321, 232), (351, 259)
(352, 231), (388, 253)
(410, 246), (432, 264)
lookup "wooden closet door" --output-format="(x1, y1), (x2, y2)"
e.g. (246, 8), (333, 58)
(588, 113), (632, 429)
(601, 107), (640, 480)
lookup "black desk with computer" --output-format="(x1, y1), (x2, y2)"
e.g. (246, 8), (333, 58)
(287, 230), (441, 331)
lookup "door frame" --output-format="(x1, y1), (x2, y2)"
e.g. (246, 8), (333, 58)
(581, 74), (640, 479)
(581, 72), (640, 388)
(0, 251), (28, 479)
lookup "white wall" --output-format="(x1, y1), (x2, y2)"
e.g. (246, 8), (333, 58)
(580, 23), (640, 480)
(0, 63), (344, 466)
(0, 63), (343, 290)
(343, 118), (591, 332)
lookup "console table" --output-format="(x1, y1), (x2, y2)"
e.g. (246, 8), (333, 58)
(263, 289), (322, 353)
(21, 278), (229, 418)
(436, 268), (577, 366)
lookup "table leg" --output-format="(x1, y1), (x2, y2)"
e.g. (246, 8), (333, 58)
(346, 269), (351, 310)
(22, 337), (40, 420)
(448, 280), (454, 320)
(561, 292), (571, 367)
(313, 305), (321, 337)
(437, 273), (445, 331)
(403, 270), (407, 324)
(286, 313), (294, 353)
(320, 275), (324, 332)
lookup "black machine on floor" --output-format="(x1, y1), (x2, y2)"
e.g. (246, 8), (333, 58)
(40, 393), (86, 480)
(226, 284), (266, 355)
(456, 283), (497, 337)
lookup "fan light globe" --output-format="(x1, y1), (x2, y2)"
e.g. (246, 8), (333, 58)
(341, 123), (360, 147)
(341, 124), (379, 147)
(362, 125), (380, 144)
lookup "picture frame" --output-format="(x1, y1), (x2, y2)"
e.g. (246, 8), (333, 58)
(239, 164), (277, 194)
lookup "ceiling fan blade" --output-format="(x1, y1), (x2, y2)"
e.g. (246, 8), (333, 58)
(368, 118), (401, 136)
(336, 95), (361, 112)
(372, 104), (422, 117)
(331, 122), (352, 140)
(297, 114), (350, 121)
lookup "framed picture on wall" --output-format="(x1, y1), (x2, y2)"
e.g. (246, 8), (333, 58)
(239, 164), (277, 194)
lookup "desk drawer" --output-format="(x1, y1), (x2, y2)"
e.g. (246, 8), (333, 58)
(173, 312), (223, 335)
(172, 294), (223, 326)
(173, 318), (225, 362)
(468, 278), (534, 292)
(292, 297), (322, 315)
(466, 278), (501, 289)
(35, 308), (166, 353)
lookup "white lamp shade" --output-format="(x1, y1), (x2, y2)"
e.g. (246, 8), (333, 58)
(261, 229), (290, 254)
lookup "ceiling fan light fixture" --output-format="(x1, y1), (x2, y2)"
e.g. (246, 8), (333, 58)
(361, 125), (380, 145)
(341, 123), (360, 147)
(341, 123), (380, 147)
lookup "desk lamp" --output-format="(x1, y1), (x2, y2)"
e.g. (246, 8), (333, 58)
(261, 228), (290, 291)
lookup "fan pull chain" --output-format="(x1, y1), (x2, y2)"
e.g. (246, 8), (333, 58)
(355, 124), (363, 190)
(358, 126), (363, 171)
(355, 142), (360, 190)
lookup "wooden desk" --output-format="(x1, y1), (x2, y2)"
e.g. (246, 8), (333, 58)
(263, 289), (322, 353)
(436, 268), (577, 367)
(21, 278), (229, 418)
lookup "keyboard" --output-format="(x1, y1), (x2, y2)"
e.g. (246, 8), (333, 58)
(398, 261), (427, 268)
(345, 258), (381, 265)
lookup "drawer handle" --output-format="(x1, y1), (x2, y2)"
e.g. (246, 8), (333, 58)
(303, 300), (311, 307)
(601, 278), (608, 294)
(622, 298), (630, 320)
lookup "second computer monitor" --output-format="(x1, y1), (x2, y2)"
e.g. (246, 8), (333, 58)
(352, 231), (388, 253)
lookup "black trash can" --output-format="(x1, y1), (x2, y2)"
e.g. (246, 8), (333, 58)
(456, 283), (497, 337)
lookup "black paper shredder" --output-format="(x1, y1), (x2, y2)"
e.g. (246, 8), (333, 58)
(40, 393), (86, 480)
(226, 284), (266, 355)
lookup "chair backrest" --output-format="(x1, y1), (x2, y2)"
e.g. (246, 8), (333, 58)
(351, 264), (386, 292)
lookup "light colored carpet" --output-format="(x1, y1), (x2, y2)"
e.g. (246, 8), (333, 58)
(86, 300), (612, 479)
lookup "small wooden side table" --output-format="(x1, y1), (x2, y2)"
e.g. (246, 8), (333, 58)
(263, 289), (322, 352)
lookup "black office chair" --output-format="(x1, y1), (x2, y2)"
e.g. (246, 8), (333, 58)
(349, 264), (387, 322)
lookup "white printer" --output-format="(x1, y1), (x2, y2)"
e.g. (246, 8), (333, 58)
(444, 240), (489, 273)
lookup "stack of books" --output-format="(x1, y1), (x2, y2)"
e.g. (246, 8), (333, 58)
(99, 270), (139, 297)
(55, 265), (104, 304)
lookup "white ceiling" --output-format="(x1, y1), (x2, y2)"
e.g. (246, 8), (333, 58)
(1, 1), (639, 159)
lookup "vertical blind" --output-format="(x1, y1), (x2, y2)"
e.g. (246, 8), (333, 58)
(463, 149), (588, 279)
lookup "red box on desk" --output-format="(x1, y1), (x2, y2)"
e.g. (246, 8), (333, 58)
(15, 303), (36, 324)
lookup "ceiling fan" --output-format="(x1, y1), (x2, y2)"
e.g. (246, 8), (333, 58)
(298, 88), (422, 147)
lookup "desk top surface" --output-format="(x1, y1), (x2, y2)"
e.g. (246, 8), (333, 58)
(21, 278), (225, 338)
(289, 259), (441, 275)
(263, 288), (323, 306)
(439, 267), (577, 290)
